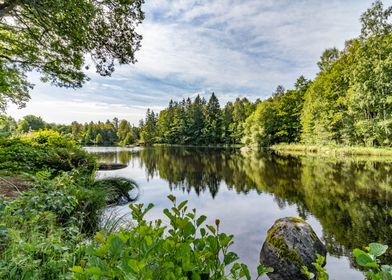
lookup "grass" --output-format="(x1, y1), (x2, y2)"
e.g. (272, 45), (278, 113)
(153, 143), (244, 148)
(271, 143), (392, 157)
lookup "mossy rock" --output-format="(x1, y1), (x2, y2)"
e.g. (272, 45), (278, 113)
(260, 217), (326, 280)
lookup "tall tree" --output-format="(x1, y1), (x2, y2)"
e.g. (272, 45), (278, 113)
(203, 93), (222, 144)
(140, 109), (157, 146)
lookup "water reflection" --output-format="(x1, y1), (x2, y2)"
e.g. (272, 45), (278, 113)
(90, 146), (392, 277)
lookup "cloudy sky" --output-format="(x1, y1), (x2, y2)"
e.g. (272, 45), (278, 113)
(7, 0), (392, 125)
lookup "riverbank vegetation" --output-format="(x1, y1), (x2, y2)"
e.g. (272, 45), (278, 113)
(1, 133), (392, 278)
(271, 143), (392, 157)
(0, 131), (269, 279)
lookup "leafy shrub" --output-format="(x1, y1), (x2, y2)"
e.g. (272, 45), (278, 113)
(0, 131), (96, 176)
(0, 170), (111, 279)
(21, 130), (77, 149)
(302, 243), (392, 280)
(301, 254), (328, 280)
(352, 243), (392, 280)
(71, 195), (272, 280)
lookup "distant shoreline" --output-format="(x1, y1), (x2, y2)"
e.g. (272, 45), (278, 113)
(270, 143), (392, 157)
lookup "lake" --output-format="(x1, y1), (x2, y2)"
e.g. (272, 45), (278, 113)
(86, 146), (392, 279)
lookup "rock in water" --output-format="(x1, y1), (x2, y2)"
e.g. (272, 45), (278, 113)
(260, 217), (327, 280)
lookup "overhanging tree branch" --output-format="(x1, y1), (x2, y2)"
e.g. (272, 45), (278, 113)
(0, 0), (18, 19)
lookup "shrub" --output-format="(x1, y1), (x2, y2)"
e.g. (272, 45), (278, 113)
(71, 195), (273, 280)
(0, 132), (96, 176)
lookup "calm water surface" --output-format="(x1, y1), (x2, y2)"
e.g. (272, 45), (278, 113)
(86, 146), (392, 279)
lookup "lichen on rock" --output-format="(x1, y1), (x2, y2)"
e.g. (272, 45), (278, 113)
(260, 217), (327, 280)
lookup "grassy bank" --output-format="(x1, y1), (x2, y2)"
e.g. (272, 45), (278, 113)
(271, 143), (392, 157)
(0, 131), (137, 279)
(153, 143), (244, 148)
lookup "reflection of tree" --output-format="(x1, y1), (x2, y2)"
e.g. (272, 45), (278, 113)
(95, 146), (392, 263)
(91, 151), (134, 165)
(240, 152), (392, 262)
(137, 147), (252, 198)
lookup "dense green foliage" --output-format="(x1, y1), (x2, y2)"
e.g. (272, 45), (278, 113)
(152, 94), (257, 145)
(0, 130), (96, 175)
(0, 93), (257, 146)
(0, 132), (140, 279)
(0, 0), (144, 111)
(0, 115), (141, 146)
(302, 1), (392, 147)
(240, 1), (392, 148)
(303, 243), (392, 280)
(243, 77), (311, 147)
(71, 196), (272, 280)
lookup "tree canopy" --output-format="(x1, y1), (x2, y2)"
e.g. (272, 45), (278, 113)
(0, 0), (144, 111)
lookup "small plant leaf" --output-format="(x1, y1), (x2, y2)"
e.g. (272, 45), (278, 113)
(196, 215), (207, 227)
(369, 243), (388, 257)
(224, 252), (239, 265)
(167, 194), (176, 203)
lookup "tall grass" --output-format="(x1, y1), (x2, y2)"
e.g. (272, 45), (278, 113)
(271, 143), (392, 157)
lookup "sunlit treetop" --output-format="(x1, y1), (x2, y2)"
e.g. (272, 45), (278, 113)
(0, 0), (144, 111)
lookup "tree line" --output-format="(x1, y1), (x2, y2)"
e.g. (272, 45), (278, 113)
(2, 1), (392, 148)
(0, 94), (257, 146)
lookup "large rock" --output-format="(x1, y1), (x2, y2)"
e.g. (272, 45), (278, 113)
(260, 217), (327, 280)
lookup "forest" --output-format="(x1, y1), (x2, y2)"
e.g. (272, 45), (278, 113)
(3, 1), (392, 148)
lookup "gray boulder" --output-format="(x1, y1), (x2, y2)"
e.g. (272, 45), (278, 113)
(260, 217), (327, 280)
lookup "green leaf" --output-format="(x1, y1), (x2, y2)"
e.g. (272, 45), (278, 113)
(178, 200), (188, 210)
(240, 264), (251, 280)
(128, 259), (146, 273)
(257, 264), (274, 276)
(163, 208), (174, 220)
(183, 222), (196, 237)
(206, 225), (216, 235)
(109, 236), (124, 257)
(369, 243), (388, 257)
(196, 215), (207, 227)
(381, 265), (392, 273)
(85, 266), (102, 275)
(95, 232), (105, 243)
(224, 252), (239, 265)
(128, 259), (140, 273)
(354, 250), (374, 267)
(364, 262), (379, 268)
(353, 248), (367, 258)
(167, 194), (176, 203)
(70, 266), (83, 274)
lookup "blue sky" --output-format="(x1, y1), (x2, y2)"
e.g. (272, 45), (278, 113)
(7, 0), (392, 124)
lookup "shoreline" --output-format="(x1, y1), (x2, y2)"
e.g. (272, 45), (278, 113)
(270, 143), (392, 157)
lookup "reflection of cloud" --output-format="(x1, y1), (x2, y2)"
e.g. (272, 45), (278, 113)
(7, 0), (384, 123)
